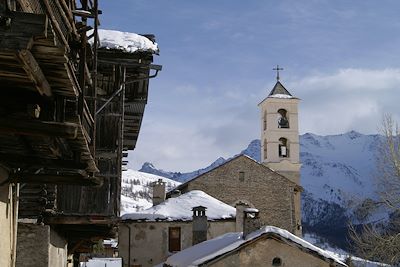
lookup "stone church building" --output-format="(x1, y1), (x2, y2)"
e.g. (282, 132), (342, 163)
(170, 76), (303, 236)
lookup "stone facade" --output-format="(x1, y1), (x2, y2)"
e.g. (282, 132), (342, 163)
(260, 81), (302, 235)
(208, 237), (343, 267)
(176, 155), (301, 235)
(16, 223), (68, 267)
(119, 220), (235, 267)
(0, 166), (18, 267)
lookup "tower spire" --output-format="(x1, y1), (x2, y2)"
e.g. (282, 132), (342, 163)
(273, 65), (284, 81)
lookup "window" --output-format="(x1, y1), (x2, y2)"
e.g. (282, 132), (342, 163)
(279, 138), (289, 158)
(263, 139), (268, 160)
(239, 171), (245, 182)
(277, 109), (289, 128)
(272, 257), (282, 266)
(168, 227), (181, 252)
(263, 112), (267, 130)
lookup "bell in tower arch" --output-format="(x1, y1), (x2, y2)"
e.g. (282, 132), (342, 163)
(278, 109), (289, 128)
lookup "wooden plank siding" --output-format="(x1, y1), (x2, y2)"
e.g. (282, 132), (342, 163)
(2, 0), (158, 253)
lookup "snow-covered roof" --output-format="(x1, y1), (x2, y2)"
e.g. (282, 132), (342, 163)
(164, 226), (347, 267)
(268, 93), (295, 99)
(94, 29), (159, 54)
(80, 258), (121, 267)
(121, 190), (236, 222)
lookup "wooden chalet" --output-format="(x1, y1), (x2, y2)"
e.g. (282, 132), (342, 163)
(0, 0), (160, 263)
(0, 0), (99, 185)
(44, 31), (160, 254)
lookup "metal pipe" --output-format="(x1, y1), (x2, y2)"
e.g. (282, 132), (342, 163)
(91, 0), (99, 157)
(121, 223), (132, 267)
(95, 69), (160, 115)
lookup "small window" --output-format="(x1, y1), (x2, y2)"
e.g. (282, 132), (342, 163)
(168, 227), (181, 252)
(279, 138), (289, 158)
(263, 112), (267, 130)
(272, 257), (282, 266)
(263, 139), (268, 160)
(239, 171), (245, 182)
(278, 109), (289, 128)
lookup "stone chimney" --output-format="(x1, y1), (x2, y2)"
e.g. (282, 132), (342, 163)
(243, 208), (261, 238)
(235, 201), (250, 232)
(192, 206), (208, 245)
(152, 179), (166, 206)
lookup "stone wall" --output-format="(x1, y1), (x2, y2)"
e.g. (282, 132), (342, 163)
(181, 156), (298, 234)
(119, 220), (235, 267)
(16, 223), (67, 267)
(210, 237), (334, 267)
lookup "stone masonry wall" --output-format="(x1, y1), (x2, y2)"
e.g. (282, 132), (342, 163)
(181, 156), (297, 233)
(16, 223), (67, 267)
(210, 237), (332, 267)
(16, 223), (50, 267)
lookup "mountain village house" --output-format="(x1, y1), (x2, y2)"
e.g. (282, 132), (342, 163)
(168, 77), (303, 237)
(0, 1), (160, 266)
(119, 190), (236, 267)
(163, 225), (347, 267)
(116, 76), (324, 267)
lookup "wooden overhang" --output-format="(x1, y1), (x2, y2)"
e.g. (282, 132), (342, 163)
(96, 49), (155, 151)
(0, 1), (99, 185)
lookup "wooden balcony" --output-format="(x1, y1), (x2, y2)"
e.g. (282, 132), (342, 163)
(0, 0), (98, 185)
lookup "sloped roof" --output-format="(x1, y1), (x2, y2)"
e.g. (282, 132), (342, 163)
(169, 154), (301, 195)
(268, 81), (292, 96)
(164, 226), (347, 267)
(121, 190), (235, 222)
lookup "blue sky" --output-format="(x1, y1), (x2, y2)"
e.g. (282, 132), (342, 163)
(101, 1), (400, 171)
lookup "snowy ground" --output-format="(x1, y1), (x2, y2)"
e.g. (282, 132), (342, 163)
(80, 258), (121, 267)
(120, 169), (180, 215)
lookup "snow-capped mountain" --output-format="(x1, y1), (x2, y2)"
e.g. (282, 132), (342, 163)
(137, 131), (386, 249)
(139, 157), (226, 183)
(120, 169), (180, 215)
(140, 131), (382, 207)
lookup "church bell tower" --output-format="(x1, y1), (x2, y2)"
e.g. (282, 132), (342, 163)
(258, 66), (301, 185)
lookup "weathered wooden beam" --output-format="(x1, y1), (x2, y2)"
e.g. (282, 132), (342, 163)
(42, 0), (69, 51)
(0, 118), (78, 139)
(16, 0), (34, 12)
(0, 154), (87, 169)
(44, 215), (119, 225)
(12, 172), (101, 186)
(0, 12), (47, 50)
(17, 49), (52, 96)
(95, 151), (118, 159)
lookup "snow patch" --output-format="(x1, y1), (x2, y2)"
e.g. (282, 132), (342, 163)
(268, 93), (295, 99)
(122, 190), (235, 221)
(94, 29), (159, 53)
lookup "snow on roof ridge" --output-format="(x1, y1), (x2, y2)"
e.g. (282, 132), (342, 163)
(268, 93), (295, 99)
(165, 225), (347, 267)
(94, 29), (159, 54)
(121, 190), (236, 221)
(247, 226), (347, 266)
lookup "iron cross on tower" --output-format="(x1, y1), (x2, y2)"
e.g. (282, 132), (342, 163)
(273, 65), (284, 81)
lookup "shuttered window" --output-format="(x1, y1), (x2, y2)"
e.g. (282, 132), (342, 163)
(168, 227), (181, 252)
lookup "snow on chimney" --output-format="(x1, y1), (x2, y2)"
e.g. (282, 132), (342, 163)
(243, 208), (261, 238)
(152, 179), (166, 206)
(235, 201), (250, 232)
(192, 206), (208, 245)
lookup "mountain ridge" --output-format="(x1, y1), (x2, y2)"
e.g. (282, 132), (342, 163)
(137, 131), (386, 249)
